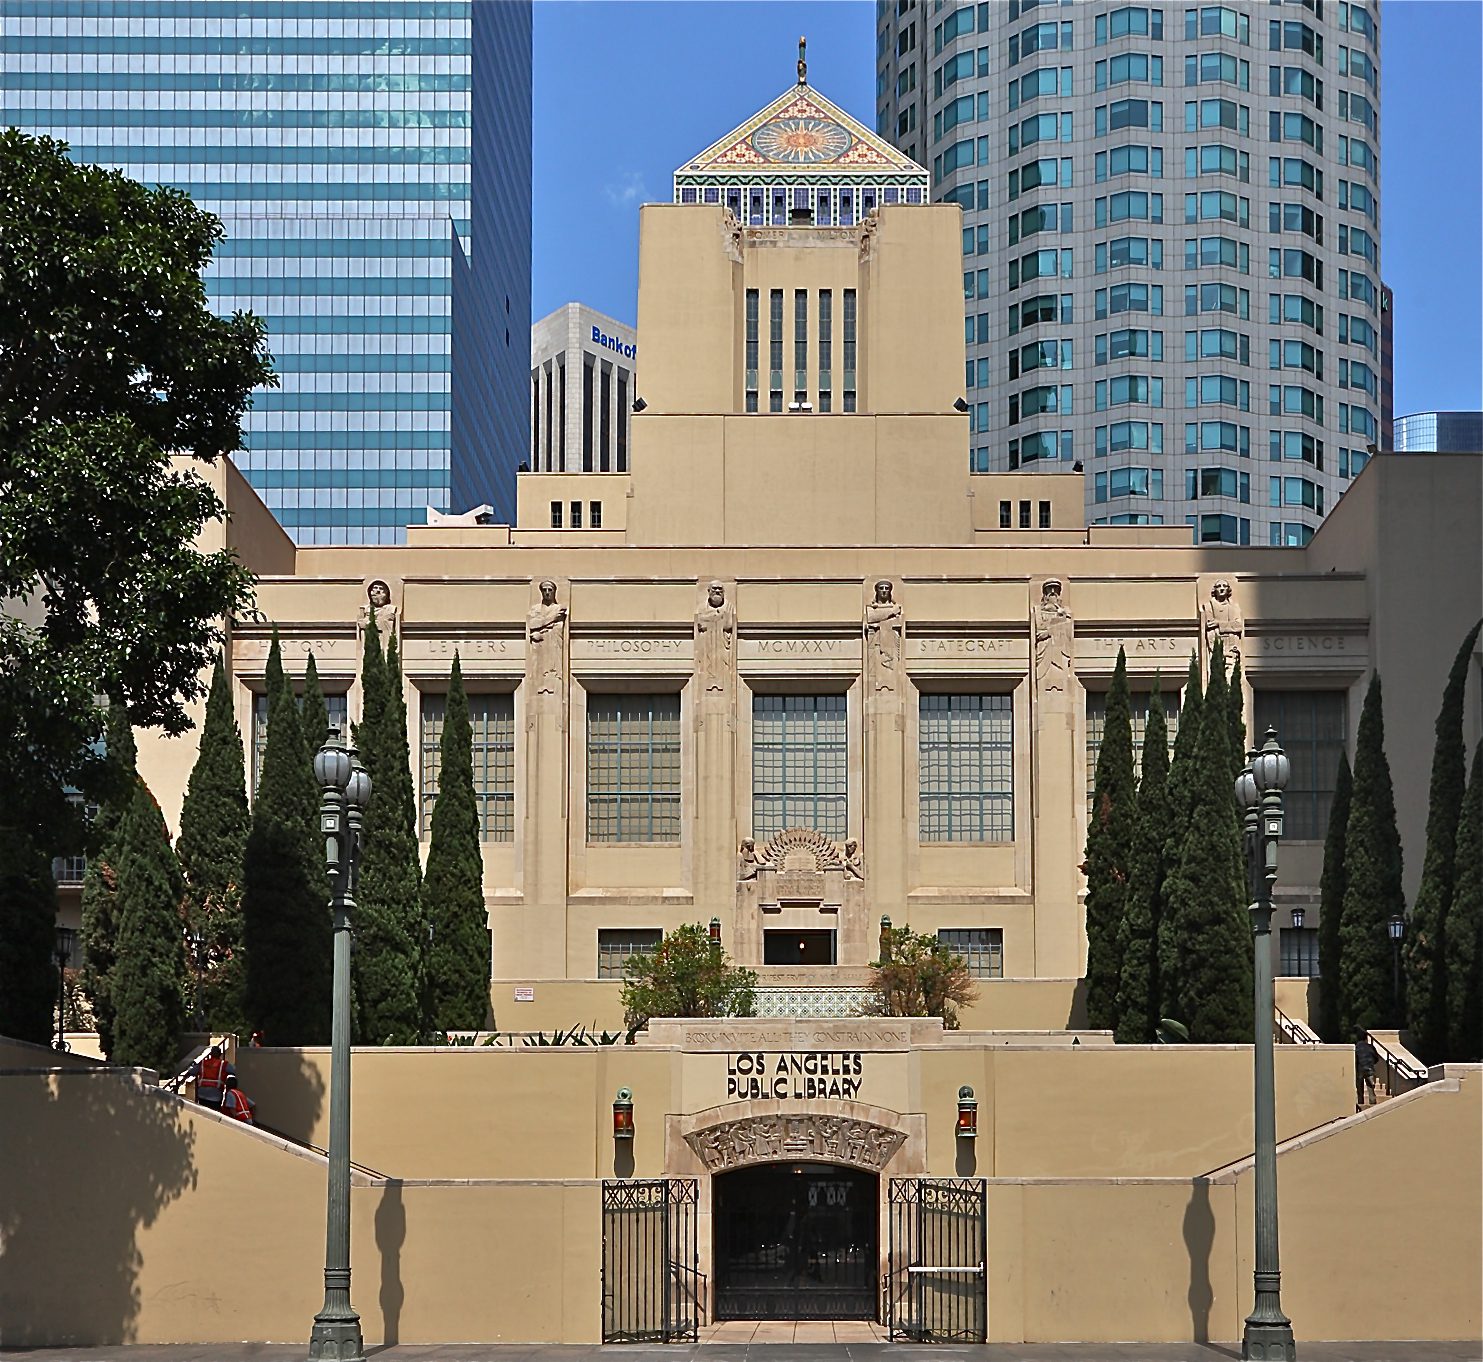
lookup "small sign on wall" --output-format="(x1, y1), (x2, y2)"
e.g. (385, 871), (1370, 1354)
(513, 986), (535, 1003)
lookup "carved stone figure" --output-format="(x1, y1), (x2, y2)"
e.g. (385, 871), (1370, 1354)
(864, 579), (905, 692)
(526, 579), (568, 696)
(683, 1115), (906, 1173)
(737, 837), (768, 881)
(841, 838), (864, 881)
(359, 578), (397, 638)
(695, 581), (736, 693)
(1201, 578), (1246, 668)
(1034, 578), (1075, 693)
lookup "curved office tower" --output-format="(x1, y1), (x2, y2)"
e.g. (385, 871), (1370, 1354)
(875, 0), (1382, 545)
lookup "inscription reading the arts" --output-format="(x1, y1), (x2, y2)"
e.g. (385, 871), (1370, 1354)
(727, 1051), (865, 1101)
(1262, 635), (1347, 653)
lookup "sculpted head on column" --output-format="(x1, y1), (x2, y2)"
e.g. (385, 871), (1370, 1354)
(527, 579), (568, 695)
(696, 579), (736, 693)
(359, 577), (398, 639)
(1201, 577), (1245, 670)
(1034, 577), (1075, 693)
(865, 578), (905, 691)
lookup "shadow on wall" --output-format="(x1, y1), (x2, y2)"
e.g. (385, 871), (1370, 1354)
(1066, 977), (1090, 1030)
(0, 1069), (196, 1345)
(236, 1047), (327, 1151)
(374, 1179), (405, 1346)
(1183, 1177), (1216, 1343)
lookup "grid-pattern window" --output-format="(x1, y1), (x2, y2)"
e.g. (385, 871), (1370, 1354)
(745, 288), (759, 413)
(769, 289), (784, 412)
(752, 694), (847, 839)
(253, 689), (349, 795)
(1280, 926), (1320, 977)
(1086, 688), (1181, 807)
(919, 694), (1014, 842)
(586, 694), (682, 842)
(818, 289), (833, 412)
(938, 928), (1005, 979)
(1253, 690), (1347, 838)
(843, 289), (858, 412)
(419, 692), (515, 841)
(793, 289), (808, 404)
(597, 928), (663, 980)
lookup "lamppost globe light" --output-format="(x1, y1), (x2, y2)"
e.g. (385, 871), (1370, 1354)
(314, 736), (352, 792)
(345, 760), (372, 811)
(1388, 914), (1406, 942)
(1253, 730), (1291, 794)
(1235, 765), (1260, 812)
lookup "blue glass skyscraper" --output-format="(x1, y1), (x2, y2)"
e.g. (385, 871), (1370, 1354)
(1, 0), (532, 544)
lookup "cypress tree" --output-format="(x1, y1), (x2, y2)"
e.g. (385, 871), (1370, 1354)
(301, 651), (330, 755)
(176, 657), (251, 1035)
(1404, 620), (1483, 1060)
(1116, 674), (1169, 1044)
(109, 782), (188, 1075)
(264, 625), (288, 707)
(1165, 641), (1252, 1041)
(1084, 648), (1135, 1032)
(242, 636), (332, 1044)
(0, 822), (60, 1044)
(352, 634), (426, 1044)
(353, 613), (388, 754)
(1338, 673), (1405, 1034)
(1315, 751), (1353, 1042)
(1157, 652), (1204, 1021)
(1443, 740), (1483, 1061)
(80, 702), (138, 1056)
(423, 655), (492, 1031)
(1228, 652), (1247, 780)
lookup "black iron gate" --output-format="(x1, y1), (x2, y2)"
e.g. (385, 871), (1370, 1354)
(601, 1178), (701, 1343)
(885, 1177), (987, 1343)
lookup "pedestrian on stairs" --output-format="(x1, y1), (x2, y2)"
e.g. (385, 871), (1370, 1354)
(191, 1045), (234, 1112)
(1355, 1030), (1378, 1109)
(221, 1074), (257, 1125)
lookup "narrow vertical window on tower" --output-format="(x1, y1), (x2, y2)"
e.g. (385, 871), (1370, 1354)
(769, 289), (784, 412)
(582, 359), (595, 472)
(818, 290), (833, 412)
(843, 289), (858, 412)
(793, 290), (809, 407)
(745, 289), (759, 412)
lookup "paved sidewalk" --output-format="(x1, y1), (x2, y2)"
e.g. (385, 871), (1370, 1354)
(1, 1343), (1479, 1361)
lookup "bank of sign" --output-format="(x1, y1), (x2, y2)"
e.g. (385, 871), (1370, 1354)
(727, 1051), (864, 1101)
(592, 325), (636, 360)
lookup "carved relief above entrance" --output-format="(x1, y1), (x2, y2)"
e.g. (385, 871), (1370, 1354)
(685, 1112), (905, 1173)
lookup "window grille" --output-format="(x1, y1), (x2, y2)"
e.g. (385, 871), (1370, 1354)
(937, 927), (1005, 979)
(919, 694), (1014, 842)
(419, 691), (515, 840)
(597, 928), (664, 980)
(586, 694), (682, 842)
(1253, 690), (1347, 838)
(752, 694), (847, 839)
(1086, 688), (1180, 808)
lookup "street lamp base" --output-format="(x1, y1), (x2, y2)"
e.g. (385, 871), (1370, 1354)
(307, 1312), (365, 1362)
(1242, 1321), (1296, 1360)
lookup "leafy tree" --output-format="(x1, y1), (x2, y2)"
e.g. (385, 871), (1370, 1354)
(1315, 752), (1354, 1042)
(1164, 642), (1251, 1042)
(1084, 648), (1135, 1032)
(1338, 673), (1405, 1034)
(0, 130), (268, 832)
(352, 635), (425, 1044)
(1404, 620), (1483, 1060)
(109, 782), (188, 1074)
(423, 656), (492, 1031)
(867, 924), (979, 1029)
(0, 824), (59, 1044)
(242, 637), (331, 1044)
(176, 657), (250, 1034)
(1228, 652), (1247, 780)
(621, 924), (757, 1033)
(1116, 675), (1169, 1043)
(1157, 652), (1204, 1021)
(301, 651), (329, 756)
(1444, 741), (1483, 1061)
(80, 703), (138, 1055)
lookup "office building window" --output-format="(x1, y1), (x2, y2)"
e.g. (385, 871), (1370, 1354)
(1253, 690), (1347, 839)
(769, 289), (784, 413)
(597, 928), (663, 980)
(745, 289), (759, 413)
(937, 928), (1005, 979)
(843, 289), (858, 412)
(550, 501), (562, 528)
(582, 360), (595, 472)
(570, 500), (582, 529)
(920, 693), (1014, 842)
(254, 689), (349, 796)
(586, 693), (681, 843)
(419, 692), (515, 841)
(589, 501), (603, 530)
(1086, 688), (1180, 807)
(616, 369), (629, 471)
(752, 694), (847, 839)
(1280, 926), (1320, 977)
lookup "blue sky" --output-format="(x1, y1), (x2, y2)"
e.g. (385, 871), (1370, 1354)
(532, 0), (1483, 418)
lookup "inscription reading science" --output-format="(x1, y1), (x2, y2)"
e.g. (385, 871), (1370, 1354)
(727, 1051), (865, 1101)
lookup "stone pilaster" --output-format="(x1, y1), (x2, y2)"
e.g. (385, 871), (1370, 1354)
(861, 577), (907, 964)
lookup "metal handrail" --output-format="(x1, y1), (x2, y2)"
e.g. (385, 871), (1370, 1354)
(165, 1037), (218, 1094)
(1368, 1030), (1429, 1086)
(256, 1120), (390, 1179)
(1274, 1007), (1320, 1044)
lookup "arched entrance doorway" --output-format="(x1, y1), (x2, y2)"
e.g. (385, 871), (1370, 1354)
(713, 1162), (878, 1320)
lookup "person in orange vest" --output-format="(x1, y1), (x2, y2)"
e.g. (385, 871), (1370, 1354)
(191, 1045), (234, 1112)
(220, 1075), (256, 1125)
